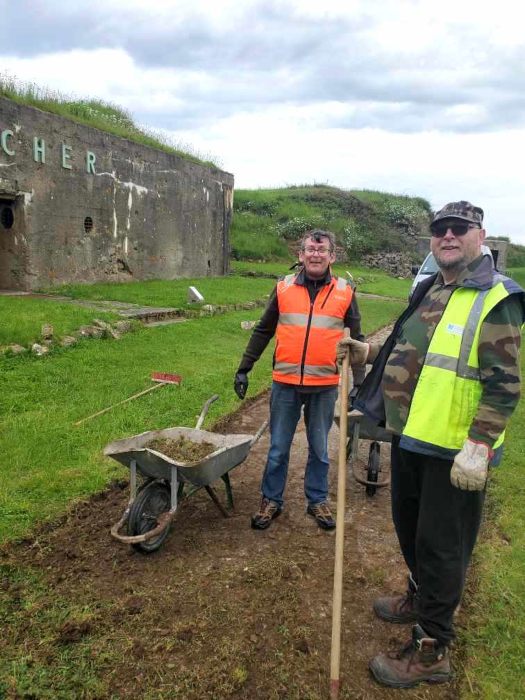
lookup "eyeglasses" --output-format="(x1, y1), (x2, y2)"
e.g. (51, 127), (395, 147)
(303, 246), (331, 255)
(430, 222), (480, 238)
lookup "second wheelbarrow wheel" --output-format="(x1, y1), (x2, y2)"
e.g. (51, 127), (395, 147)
(128, 480), (172, 553)
(366, 442), (380, 497)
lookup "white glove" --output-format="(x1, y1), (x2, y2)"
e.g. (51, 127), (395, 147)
(450, 439), (492, 491)
(336, 337), (369, 365)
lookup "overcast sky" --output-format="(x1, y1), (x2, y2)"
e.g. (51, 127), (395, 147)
(2, 0), (525, 243)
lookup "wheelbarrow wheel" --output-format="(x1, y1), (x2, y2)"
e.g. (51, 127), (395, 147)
(128, 480), (172, 553)
(366, 442), (380, 497)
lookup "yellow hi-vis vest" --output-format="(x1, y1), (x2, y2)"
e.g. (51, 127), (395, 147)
(401, 281), (511, 453)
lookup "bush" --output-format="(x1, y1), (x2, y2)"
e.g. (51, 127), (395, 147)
(343, 220), (377, 257)
(384, 200), (428, 229)
(273, 216), (324, 240)
(235, 200), (278, 217)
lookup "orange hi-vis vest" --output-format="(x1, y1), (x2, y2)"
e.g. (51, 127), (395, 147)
(273, 273), (353, 386)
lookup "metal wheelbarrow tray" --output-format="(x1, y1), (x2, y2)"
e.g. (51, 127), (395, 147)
(105, 395), (268, 553)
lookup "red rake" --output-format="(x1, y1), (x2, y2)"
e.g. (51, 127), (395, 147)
(74, 372), (182, 426)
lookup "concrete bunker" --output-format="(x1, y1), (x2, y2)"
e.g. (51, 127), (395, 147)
(0, 96), (234, 291)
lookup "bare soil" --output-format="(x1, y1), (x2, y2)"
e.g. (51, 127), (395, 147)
(0, 328), (461, 699)
(146, 436), (217, 463)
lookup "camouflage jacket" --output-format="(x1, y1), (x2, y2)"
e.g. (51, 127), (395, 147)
(355, 254), (524, 460)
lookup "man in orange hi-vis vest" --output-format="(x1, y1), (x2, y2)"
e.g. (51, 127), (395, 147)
(234, 229), (365, 530)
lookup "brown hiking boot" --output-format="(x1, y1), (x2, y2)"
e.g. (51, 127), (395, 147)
(373, 576), (418, 623)
(306, 502), (336, 530)
(369, 624), (452, 688)
(251, 498), (282, 530)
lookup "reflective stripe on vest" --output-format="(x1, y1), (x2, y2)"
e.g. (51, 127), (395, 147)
(273, 275), (353, 386)
(402, 282), (510, 452)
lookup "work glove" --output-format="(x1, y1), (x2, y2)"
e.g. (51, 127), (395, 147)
(336, 337), (370, 365)
(450, 439), (492, 491)
(234, 371), (249, 400)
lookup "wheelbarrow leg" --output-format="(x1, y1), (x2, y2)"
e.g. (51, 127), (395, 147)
(170, 466), (178, 512)
(221, 473), (234, 511)
(110, 459), (139, 537)
(130, 459), (138, 500)
(204, 485), (231, 518)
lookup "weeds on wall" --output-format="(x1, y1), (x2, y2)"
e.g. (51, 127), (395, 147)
(0, 73), (219, 167)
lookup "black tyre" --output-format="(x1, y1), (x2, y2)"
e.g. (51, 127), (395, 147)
(366, 442), (380, 497)
(128, 480), (172, 553)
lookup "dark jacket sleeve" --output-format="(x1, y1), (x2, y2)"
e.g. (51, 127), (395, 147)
(237, 287), (279, 374)
(344, 294), (365, 342)
(469, 294), (524, 446)
(345, 293), (366, 385)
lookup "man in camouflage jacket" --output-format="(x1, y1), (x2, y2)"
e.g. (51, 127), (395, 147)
(337, 201), (524, 688)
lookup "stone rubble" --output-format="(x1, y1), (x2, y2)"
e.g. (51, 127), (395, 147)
(360, 252), (414, 278)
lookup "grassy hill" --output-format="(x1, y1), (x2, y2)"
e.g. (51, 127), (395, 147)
(507, 241), (525, 267)
(230, 184), (432, 263)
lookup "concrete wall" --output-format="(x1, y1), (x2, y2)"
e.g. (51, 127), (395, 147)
(0, 97), (234, 290)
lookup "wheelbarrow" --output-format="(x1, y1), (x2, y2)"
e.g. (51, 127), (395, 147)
(334, 391), (391, 497)
(105, 395), (268, 553)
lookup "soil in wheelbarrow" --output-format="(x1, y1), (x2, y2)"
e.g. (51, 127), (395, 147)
(0, 325), (464, 699)
(146, 435), (217, 463)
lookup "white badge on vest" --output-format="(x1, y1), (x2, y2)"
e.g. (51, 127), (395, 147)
(447, 323), (464, 336)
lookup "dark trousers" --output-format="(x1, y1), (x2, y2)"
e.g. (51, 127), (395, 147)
(390, 437), (485, 646)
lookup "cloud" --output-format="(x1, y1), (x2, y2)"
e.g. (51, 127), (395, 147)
(4, 1), (525, 135)
(2, 0), (525, 242)
(161, 106), (525, 242)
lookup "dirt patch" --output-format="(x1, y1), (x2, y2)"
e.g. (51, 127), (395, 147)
(0, 325), (461, 699)
(57, 619), (93, 644)
(146, 435), (216, 463)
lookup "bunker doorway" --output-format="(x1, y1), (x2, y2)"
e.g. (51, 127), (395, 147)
(0, 196), (28, 291)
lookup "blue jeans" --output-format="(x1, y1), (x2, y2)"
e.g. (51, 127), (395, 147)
(261, 382), (337, 507)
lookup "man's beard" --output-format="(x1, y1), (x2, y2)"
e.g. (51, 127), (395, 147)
(435, 252), (466, 272)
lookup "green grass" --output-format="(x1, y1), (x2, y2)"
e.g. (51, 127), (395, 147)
(38, 275), (276, 308)
(1, 272), (524, 697)
(1, 74), (217, 167)
(459, 350), (525, 698)
(507, 242), (525, 267)
(0, 297), (402, 544)
(0, 297), (117, 346)
(506, 267), (525, 288)
(38, 264), (412, 312)
(230, 211), (289, 260)
(230, 260), (413, 299)
(0, 563), (114, 698)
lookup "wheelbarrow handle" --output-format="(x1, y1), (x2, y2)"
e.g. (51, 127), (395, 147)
(250, 418), (269, 446)
(195, 394), (220, 430)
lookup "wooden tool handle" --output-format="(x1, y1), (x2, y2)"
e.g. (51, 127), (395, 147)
(330, 328), (351, 697)
(74, 383), (164, 426)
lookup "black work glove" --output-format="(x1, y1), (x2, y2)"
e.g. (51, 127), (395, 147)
(234, 371), (248, 400)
